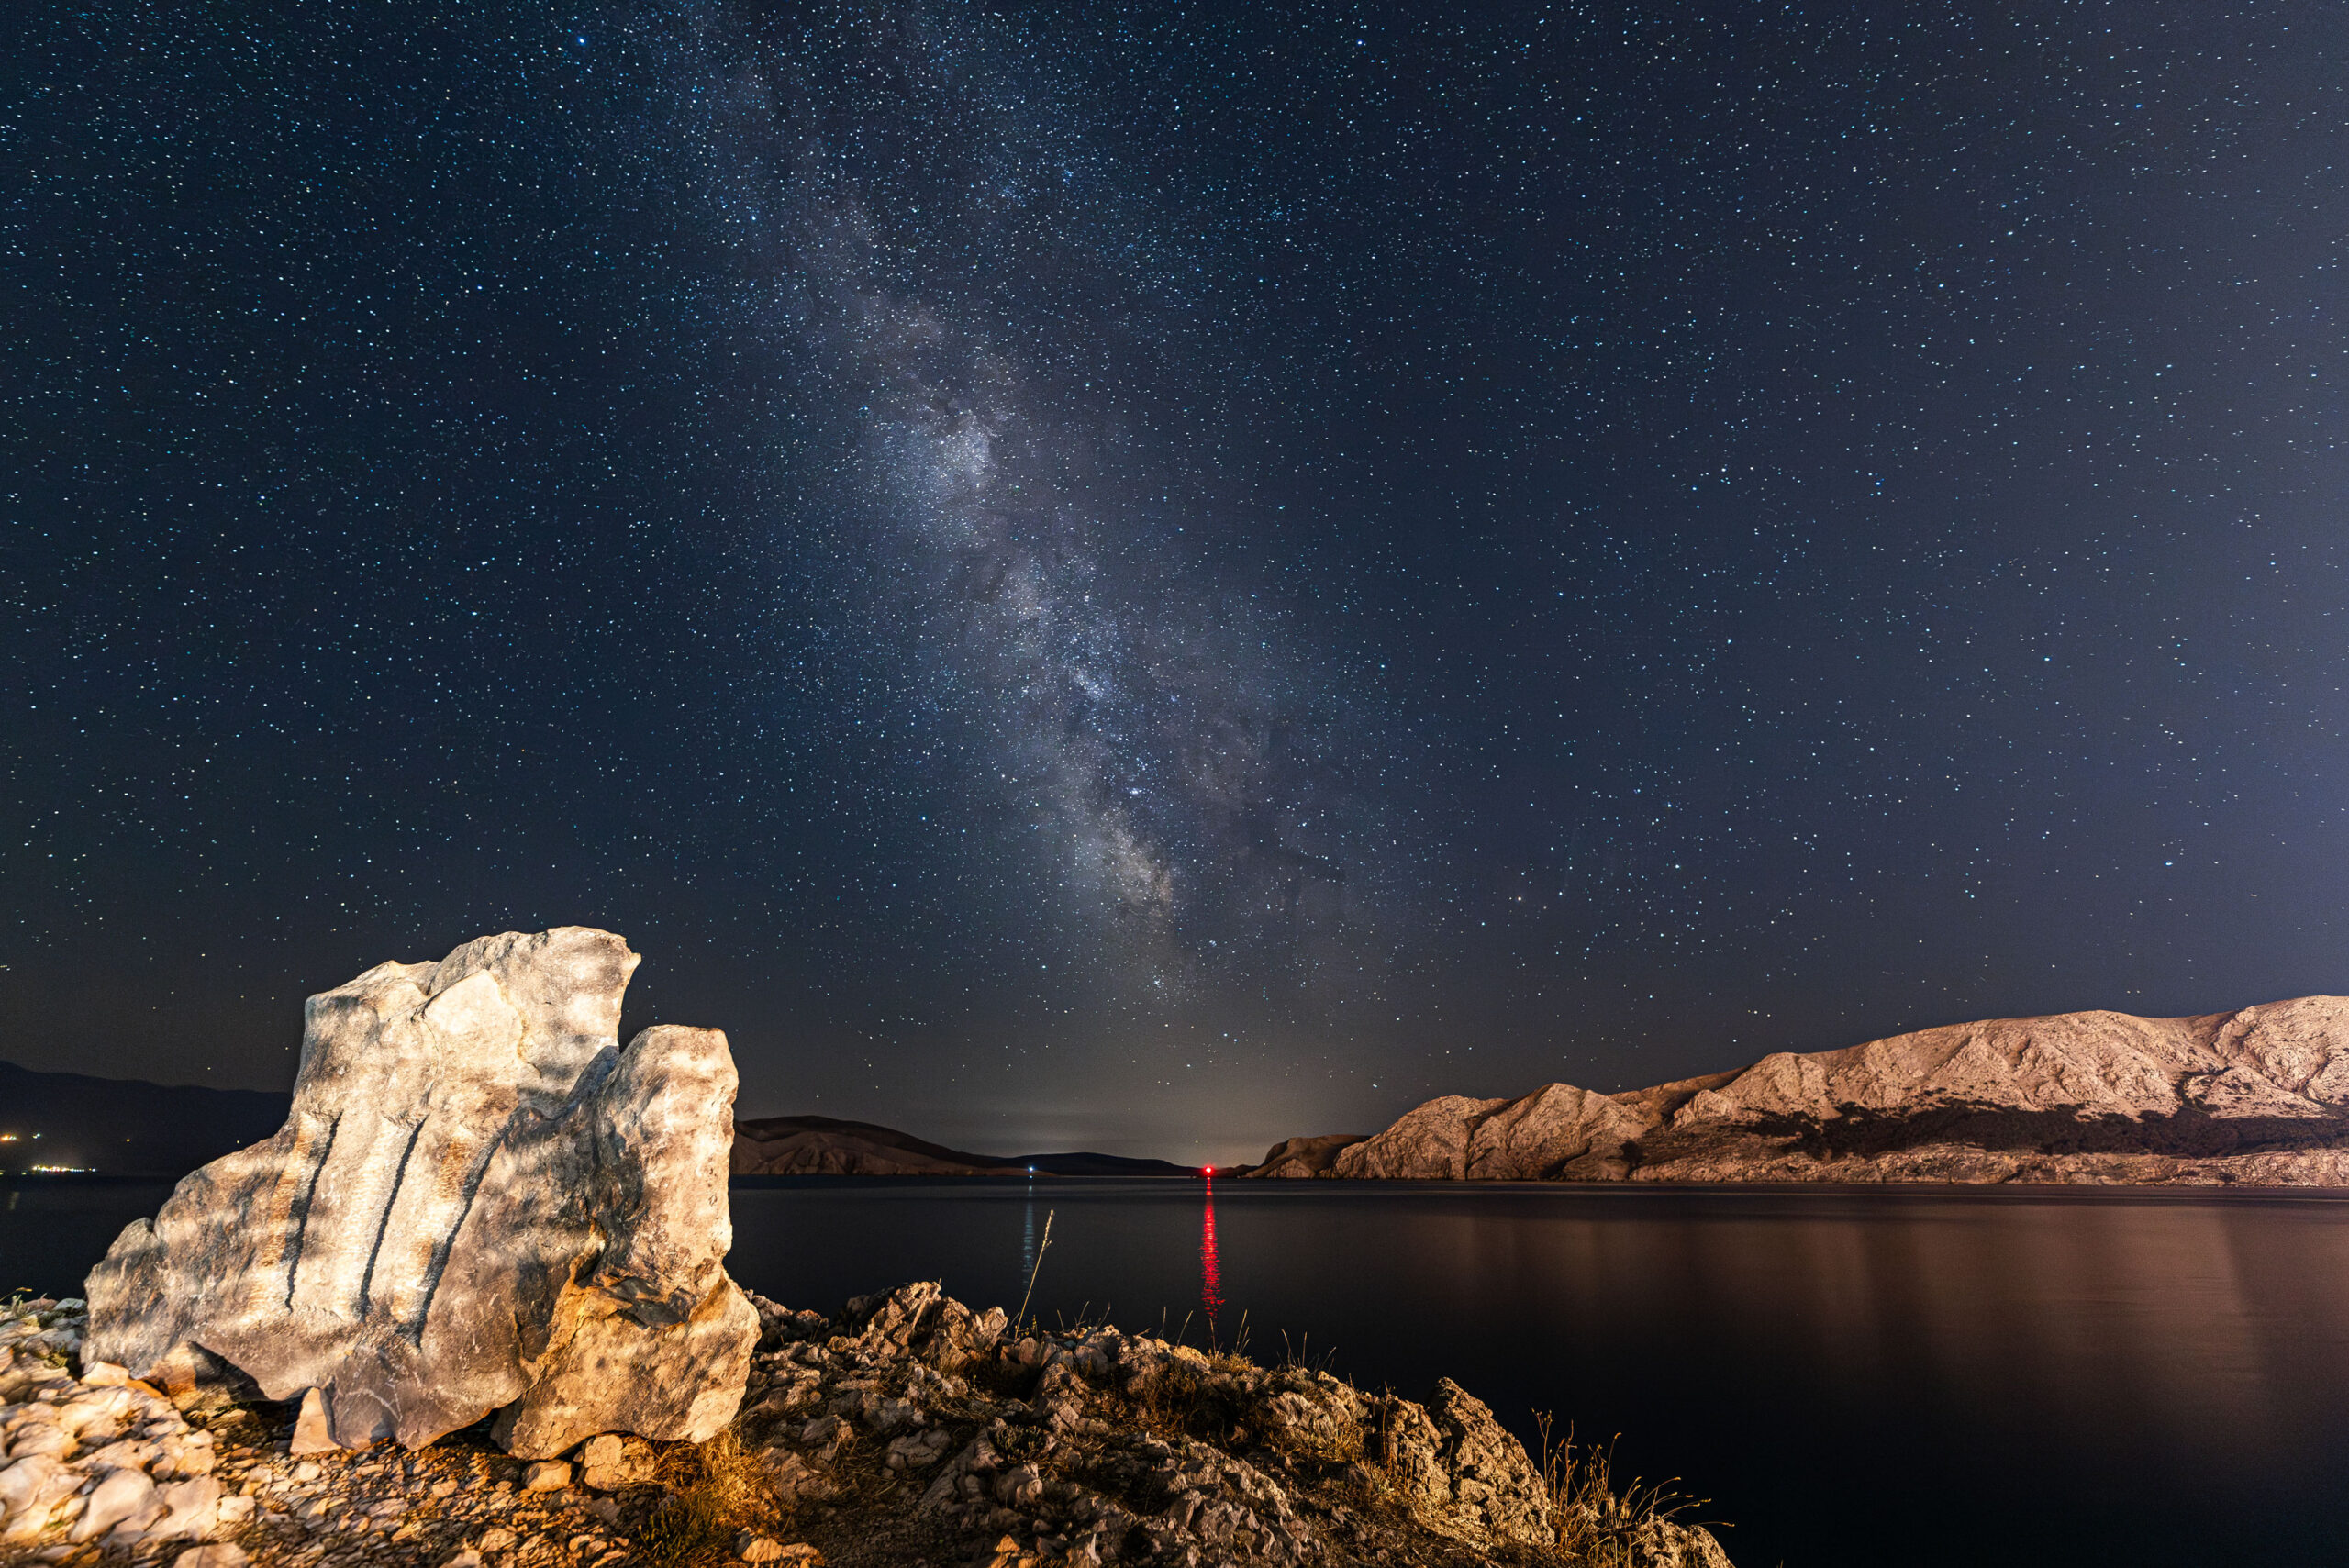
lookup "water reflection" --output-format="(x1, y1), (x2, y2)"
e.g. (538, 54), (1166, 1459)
(1198, 1173), (1223, 1325)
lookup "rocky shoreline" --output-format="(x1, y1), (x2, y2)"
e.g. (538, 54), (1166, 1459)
(0, 1285), (1731, 1568)
(6, 927), (1737, 1567)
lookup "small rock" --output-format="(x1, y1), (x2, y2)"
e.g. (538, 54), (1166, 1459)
(735, 1533), (785, 1562)
(521, 1460), (571, 1492)
(0, 1455), (83, 1546)
(69, 1466), (161, 1542)
(885, 1429), (952, 1471)
(152, 1474), (225, 1540)
(441, 1553), (484, 1568)
(289, 1387), (338, 1455)
(983, 1535), (1040, 1568)
(173, 1548), (250, 1568)
(576, 1431), (658, 1489)
(759, 1448), (840, 1502)
(6, 1423), (77, 1462)
(80, 1360), (132, 1386)
(995, 1463), (1045, 1508)
(478, 1526), (518, 1551)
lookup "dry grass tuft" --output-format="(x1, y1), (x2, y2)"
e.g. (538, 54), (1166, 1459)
(638, 1429), (776, 1567)
(1536, 1414), (1707, 1568)
(635, 1485), (731, 1568)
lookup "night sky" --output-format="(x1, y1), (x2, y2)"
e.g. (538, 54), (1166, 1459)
(6, 1), (2344, 1165)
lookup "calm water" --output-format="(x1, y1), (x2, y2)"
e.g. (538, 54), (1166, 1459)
(12, 1176), (2349, 1568)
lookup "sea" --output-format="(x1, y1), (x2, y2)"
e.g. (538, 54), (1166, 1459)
(11, 1175), (2349, 1568)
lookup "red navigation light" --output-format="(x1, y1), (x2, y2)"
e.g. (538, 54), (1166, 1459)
(1202, 1164), (1213, 1175)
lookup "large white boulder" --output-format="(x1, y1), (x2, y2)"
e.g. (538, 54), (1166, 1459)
(83, 928), (757, 1456)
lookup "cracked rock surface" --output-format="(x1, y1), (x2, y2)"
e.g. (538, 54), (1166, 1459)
(0, 1287), (1728, 1568)
(83, 928), (757, 1456)
(731, 1283), (1734, 1568)
(0, 1296), (669, 1565)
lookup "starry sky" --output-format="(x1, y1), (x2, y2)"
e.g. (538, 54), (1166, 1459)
(6, 1), (2344, 1164)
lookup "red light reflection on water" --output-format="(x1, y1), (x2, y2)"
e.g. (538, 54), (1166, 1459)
(1199, 1173), (1224, 1322)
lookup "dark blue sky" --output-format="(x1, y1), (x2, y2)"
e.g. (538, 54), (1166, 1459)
(6, 0), (2343, 1163)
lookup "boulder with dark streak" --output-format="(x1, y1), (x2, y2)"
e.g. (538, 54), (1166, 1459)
(83, 927), (757, 1456)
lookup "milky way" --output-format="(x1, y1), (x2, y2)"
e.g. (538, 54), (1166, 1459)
(771, 108), (1384, 980)
(6, 1), (2345, 1161)
(667, 7), (1425, 1036)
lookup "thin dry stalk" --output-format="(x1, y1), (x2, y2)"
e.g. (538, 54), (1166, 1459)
(1013, 1208), (1055, 1331)
(1536, 1413), (1707, 1568)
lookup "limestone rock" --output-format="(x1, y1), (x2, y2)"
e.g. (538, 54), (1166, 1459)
(0, 1454), (82, 1545)
(1247, 1134), (1366, 1178)
(83, 928), (757, 1455)
(10, 1290), (1729, 1568)
(520, 1460), (571, 1492)
(173, 1548), (250, 1568)
(1260, 994), (2349, 1186)
(575, 1432), (660, 1490)
(760, 1447), (841, 1502)
(1662, 996), (2349, 1129)
(764, 1280), (1733, 1567)
(1627, 1518), (1741, 1568)
(1465, 1083), (1650, 1180)
(1332, 1096), (1508, 1178)
(1318, 1084), (1648, 1180)
(1395, 1378), (1553, 1544)
(288, 1387), (338, 1455)
(69, 1466), (161, 1541)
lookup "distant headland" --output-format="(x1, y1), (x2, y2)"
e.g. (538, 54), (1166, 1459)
(1237, 996), (2349, 1185)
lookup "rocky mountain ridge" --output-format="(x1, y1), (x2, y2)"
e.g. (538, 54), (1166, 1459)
(730, 1117), (1197, 1179)
(1244, 995), (2349, 1185)
(0, 1063), (289, 1179)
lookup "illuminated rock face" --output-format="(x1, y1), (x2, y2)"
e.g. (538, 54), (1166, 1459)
(1331, 1096), (1508, 1179)
(1248, 1134), (1370, 1178)
(1259, 995), (2349, 1185)
(1325, 1084), (1651, 1180)
(83, 928), (757, 1456)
